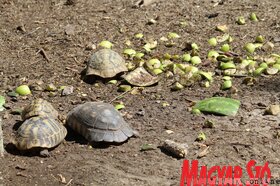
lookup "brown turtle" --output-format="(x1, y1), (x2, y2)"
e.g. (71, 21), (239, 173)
(12, 99), (67, 156)
(85, 49), (128, 78)
(21, 98), (58, 120)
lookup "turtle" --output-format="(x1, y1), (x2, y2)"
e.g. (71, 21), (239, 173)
(12, 116), (67, 156)
(12, 99), (66, 156)
(21, 98), (58, 120)
(66, 102), (138, 143)
(85, 49), (128, 78)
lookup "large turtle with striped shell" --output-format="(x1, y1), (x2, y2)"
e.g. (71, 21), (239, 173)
(12, 99), (67, 156)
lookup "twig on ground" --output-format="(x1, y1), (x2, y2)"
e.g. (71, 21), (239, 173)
(36, 48), (50, 62)
(109, 87), (135, 103)
(0, 118), (4, 157)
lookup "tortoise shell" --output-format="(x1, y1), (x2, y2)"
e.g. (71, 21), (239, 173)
(86, 49), (128, 78)
(66, 102), (137, 143)
(21, 98), (58, 120)
(13, 116), (67, 150)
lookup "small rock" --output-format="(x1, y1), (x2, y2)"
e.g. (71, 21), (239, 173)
(135, 0), (161, 7)
(273, 37), (280, 43)
(58, 115), (66, 123)
(85, 43), (96, 51)
(130, 88), (143, 95)
(48, 92), (57, 97)
(161, 140), (188, 158)
(265, 105), (280, 115)
(136, 109), (145, 116)
(147, 18), (157, 24)
(124, 112), (133, 119)
(216, 24), (228, 33)
(162, 102), (170, 107)
(47, 165), (55, 169)
(262, 41), (274, 52)
(30, 85), (43, 91)
(45, 83), (57, 91)
(64, 24), (75, 35)
(203, 120), (215, 128)
(197, 146), (209, 158)
(11, 97), (18, 102)
(61, 86), (74, 96)
(35, 80), (44, 85)
(165, 130), (174, 134)
(21, 96), (28, 100)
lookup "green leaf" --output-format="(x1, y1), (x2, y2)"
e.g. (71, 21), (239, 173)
(99, 40), (113, 49)
(140, 144), (156, 151)
(114, 104), (125, 110)
(168, 32), (180, 39)
(123, 48), (137, 57)
(193, 97), (240, 116)
(197, 132), (206, 141)
(0, 96), (5, 111)
(7, 91), (19, 97)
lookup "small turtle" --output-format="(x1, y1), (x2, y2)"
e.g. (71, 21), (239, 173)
(85, 49), (128, 78)
(66, 102), (138, 143)
(21, 98), (58, 120)
(12, 116), (67, 156)
(13, 99), (66, 156)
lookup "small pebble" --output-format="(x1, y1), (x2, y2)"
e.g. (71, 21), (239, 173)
(31, 85), (43, 91)
(85, 43), (96, 51)
(165, 130), (174, 134)
(136, 109), (145, 116)
(61, 86), (74, 96)
(45, 83), (57, 91)
(265, 105), (280, 115)
(48, 92), (56, 97)
(162, 140), (188, 158)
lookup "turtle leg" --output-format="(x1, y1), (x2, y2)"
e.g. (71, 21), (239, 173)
(39, 149), (50, 157)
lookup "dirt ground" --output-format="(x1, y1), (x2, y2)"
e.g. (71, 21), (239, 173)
(0, 0), (280, 185)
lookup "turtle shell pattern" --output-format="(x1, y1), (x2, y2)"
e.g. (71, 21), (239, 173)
(86, 49), (128, 78)
(66, 102), (135, 143)
(21, 98), (58, 120)
(13, 116), (67, 150)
